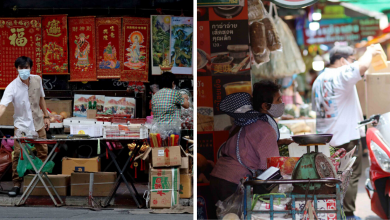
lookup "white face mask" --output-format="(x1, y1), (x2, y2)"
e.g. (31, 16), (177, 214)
(267, 103), (285, 118)
(18, 69), (30, 80)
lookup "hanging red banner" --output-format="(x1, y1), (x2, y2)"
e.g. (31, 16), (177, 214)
(96, 17), (123, 79)
(41, 14), (68, 75)
(121, 17), (150, 82)
(68, 16), (97, 82)
(0, 17), (42, 89)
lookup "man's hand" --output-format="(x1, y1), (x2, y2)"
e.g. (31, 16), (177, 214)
(277, 138), (294, 146)
(44, 118), (50, 131)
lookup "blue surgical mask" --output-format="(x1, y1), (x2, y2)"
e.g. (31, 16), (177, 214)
(18, 69), (30, 80)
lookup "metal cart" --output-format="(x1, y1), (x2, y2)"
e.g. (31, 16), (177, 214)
(244, 178), (343, 220)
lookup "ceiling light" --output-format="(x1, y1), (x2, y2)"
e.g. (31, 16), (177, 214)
(312, 12), (322, 21)
(312, 54), (325, 71)
(284, 15), (294, 20)
(309, 22), (320, 31)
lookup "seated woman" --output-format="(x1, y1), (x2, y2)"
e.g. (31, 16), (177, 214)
(210, 80), (293, 208)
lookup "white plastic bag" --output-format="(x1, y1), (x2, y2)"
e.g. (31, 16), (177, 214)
(216, 181), (245, 220)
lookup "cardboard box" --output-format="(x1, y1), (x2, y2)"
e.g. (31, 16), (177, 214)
(23, 174), (70, 196)
(366, 65), (390, 117)
(150, 166), (180, 208)
(71, 172), (116, 196)
(0, 103), (14, 126)
(151, 146), (182, 167)
(87, 109), (97, 119)
(62, 157), (101, 175)
(179, 174), (192, 199)
(267, 157), (300, 175)
(295, 199), (337, 220)
(356, 79), (366, 116)
(371, 44), (388, 71)
(45, 100), (73, 118)
(180, 156), (190, 174)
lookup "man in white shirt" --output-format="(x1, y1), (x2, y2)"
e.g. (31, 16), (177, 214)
(312, 45), (381, 220)
(0, 56), (51, 197)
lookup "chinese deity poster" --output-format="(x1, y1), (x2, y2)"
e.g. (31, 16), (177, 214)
(121, 17), (149, 82)
(68, 16), (97, 82)
(170, 17), (193, 75)
(0, 18), (42, 89)
(96, 17), (123, 79)
(41, 15), (68, 74)
(151, 15), (171, 75)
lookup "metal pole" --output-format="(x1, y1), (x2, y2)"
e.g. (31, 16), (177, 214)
(89, 173), (95, 207)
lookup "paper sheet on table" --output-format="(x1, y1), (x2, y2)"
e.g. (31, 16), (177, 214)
(288, 143), (331, 157)
(337, 146), (356, 173)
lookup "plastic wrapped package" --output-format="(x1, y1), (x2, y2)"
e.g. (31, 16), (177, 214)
(216, 182), (244, 220)
(274, 16), (306, 75)
(181, 108), (193, 130)
(250, 21), (270, 65)
(248, 0), (267, 22)
(262, 17), (282, 51)
(251, 196), (291, 219)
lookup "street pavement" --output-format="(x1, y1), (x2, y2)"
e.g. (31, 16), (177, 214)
(0, 207), (193, 220)
(355, 156), (381, 220)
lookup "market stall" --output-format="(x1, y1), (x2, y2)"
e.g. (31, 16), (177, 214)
(0, 1), (194, 211)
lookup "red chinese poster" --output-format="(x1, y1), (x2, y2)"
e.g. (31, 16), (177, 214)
(41, 15), (68, 74)
(68, 16), (97, 82)
(0, 18), (42, 89)
(121, 17), (149, 82)
(96, 17), (123, 79)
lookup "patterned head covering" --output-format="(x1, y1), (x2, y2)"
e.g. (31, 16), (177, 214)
(220, 92), (268, 127)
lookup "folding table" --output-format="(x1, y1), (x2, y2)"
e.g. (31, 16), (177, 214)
(13, 137), (145, 208)
(102, 140), (144, 208)
(16, 138), (63, 206)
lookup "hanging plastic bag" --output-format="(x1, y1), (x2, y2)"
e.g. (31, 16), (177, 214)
(248, 0), (267, 22)
(0, 145), (11, 175)
(16, 144), (55, 177)
(216, 181), (245, 220)
(249, 21), (270, 66)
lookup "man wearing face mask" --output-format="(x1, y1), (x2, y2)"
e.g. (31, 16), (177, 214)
(0, 56), (50, 197)
(209, 80), (293, 215)
(151, 71), (190, 124)
(312, 45), (382, 220)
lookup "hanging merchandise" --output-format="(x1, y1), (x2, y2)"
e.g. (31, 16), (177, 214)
(0, 17), (43, 89)
(96, 17), (123, 79)
(69, 16), (97, 82)
(170, 17), (193, 75)
(274, 16), (306, 75)
(127, 81), (146, 95)
(41, 15), (68, 74)
(151, 15), (172, 75)
(121, 17), (150, 82)
(251, 3), (306, 80)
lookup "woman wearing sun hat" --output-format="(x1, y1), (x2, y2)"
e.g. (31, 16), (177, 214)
(209, 80), (294, 211)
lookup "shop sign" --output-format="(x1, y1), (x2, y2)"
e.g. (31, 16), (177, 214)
(269, 0), (319, 9)
(302, 17), (381, 45)
(197, 0), (244, 7)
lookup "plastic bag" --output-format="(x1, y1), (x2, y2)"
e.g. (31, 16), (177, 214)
(274, 16), (306, 75)
(0, 145), (11, 175)
(16, 144), (55, 177)
(216, 181), (244, 220)
(249, 20), (270, 65)
(251, 194), (291, 219)
(248, 0), (267, 22)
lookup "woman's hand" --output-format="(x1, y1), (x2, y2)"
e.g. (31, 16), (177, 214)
(277, 138), (294, 146)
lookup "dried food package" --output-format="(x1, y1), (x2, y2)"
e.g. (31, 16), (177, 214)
(248, 0), (267, 22)
(262, 17), (282, 51)
(275, 16), (306, 74)
(250, 21), (270, 65)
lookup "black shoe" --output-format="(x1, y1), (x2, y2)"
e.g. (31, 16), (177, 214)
(8, 187), (20, 197)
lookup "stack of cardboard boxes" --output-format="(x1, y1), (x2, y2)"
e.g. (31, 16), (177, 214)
(24, 157), (116, 197)
(148, 145), (192, 209)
